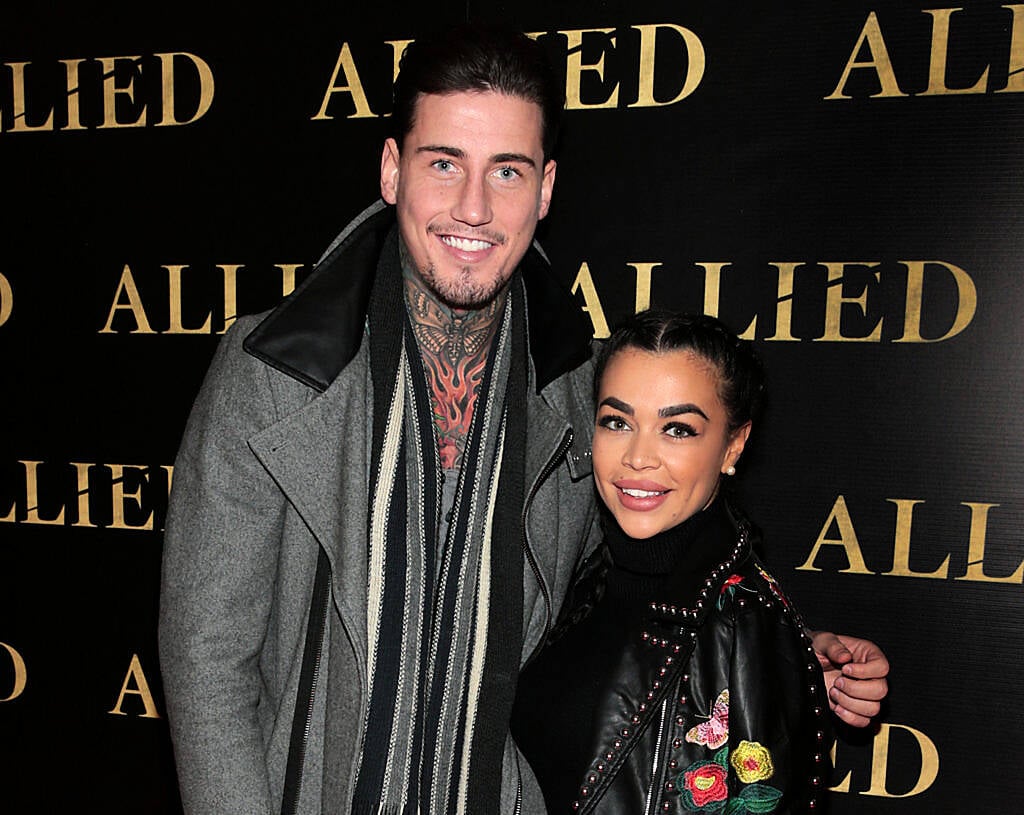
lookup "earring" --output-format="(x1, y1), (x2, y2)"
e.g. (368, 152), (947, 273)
(725, 465), (736, 476)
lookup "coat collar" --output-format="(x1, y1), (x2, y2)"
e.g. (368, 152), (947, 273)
(242, 200), (593, 394)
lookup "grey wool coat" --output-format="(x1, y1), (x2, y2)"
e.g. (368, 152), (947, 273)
(158, 201), (603, 815)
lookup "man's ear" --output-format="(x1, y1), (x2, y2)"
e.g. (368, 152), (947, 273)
(380, 138), (400, 204)
(538, 159), (557, 219)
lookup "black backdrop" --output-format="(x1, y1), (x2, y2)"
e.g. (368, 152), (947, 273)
(3, 2), (1023, 812)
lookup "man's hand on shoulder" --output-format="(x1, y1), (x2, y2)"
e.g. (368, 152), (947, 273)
(811, 631), (890, 728)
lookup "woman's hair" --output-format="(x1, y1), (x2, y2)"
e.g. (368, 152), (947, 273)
(593, 309), (765, 432)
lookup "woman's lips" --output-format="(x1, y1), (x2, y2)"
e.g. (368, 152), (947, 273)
(613, 479), (671, 511)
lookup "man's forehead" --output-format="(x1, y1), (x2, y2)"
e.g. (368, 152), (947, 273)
(403, 90), (544, 147)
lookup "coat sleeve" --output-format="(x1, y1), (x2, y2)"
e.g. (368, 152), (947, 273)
(158, 320), (289, 815)
(725, 568), (831, 814)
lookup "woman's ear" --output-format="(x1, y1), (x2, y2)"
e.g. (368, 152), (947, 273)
(723, 422), (752, 473)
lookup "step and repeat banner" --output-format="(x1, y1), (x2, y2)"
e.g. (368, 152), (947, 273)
(2, 2), (1022, 812)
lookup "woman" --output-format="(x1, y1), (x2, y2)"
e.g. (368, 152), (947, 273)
(512, 310), (831, 814)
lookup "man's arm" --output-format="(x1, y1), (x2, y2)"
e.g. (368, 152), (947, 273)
(159, 323), (285, 815)
(811, 632), (890, 728)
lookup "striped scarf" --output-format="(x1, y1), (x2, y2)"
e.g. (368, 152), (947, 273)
(353, 235), (525, 815)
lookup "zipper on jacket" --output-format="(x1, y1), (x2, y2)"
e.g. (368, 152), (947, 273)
(522, 427), (573, 653)
(643, 698), (671, 815)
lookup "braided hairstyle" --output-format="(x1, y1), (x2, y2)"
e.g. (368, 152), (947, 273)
(593, 309), (764, 433)
(548, 310), (765, 643)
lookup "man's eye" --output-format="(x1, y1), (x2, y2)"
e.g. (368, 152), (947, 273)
(433, 159), (454, 172)
(495, 166), (520, 180)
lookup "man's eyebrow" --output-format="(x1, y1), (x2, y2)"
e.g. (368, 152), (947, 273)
(417, 145), (465, 159)
(414, 146), (536, 169)
(599, 396), (633, 415)
(659, 403), (709, 420)
(492, 152), (536, 168)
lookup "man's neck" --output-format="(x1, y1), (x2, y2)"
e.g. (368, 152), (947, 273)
(402, 260), (507, 471)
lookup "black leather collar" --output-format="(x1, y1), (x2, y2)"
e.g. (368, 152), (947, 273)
(243, 203), (593, 393)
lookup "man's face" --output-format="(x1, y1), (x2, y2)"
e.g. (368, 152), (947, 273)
(380, 90), (556, 310)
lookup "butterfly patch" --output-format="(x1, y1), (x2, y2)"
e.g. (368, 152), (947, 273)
(685, 689), (729, 749)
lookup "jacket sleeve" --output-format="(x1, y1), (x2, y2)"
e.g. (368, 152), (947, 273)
(725, 570), (831, 814)
(158, 320), (288, 815)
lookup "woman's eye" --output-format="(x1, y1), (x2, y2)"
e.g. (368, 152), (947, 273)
(598, 415), (629, 431)
(665, 423), (695, 439)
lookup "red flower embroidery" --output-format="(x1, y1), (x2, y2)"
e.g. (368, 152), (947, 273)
(720, 574), (744, 594)
(681, 761), (729, 809)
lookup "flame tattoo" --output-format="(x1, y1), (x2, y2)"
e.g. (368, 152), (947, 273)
(404, 279), (503, 469)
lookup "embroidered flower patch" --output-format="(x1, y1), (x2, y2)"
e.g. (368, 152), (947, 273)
(679, 751), (729, 811)
(730, 740), (774, 783)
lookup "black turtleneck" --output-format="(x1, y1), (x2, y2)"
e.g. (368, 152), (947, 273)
(512, 498), (728, 814)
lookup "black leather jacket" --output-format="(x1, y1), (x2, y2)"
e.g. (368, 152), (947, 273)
(567, 505), (832, 815)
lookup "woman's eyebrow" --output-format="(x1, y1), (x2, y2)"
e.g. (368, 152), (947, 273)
(598, 396), (633, 415)
(659, 403), (709, 420)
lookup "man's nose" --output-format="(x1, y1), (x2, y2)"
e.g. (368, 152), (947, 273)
(451, 172), (493, 226)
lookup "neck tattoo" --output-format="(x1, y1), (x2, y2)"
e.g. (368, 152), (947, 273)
(402, 264), (506, 471)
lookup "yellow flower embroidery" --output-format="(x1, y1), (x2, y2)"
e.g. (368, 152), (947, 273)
(730, 740), (775, 783)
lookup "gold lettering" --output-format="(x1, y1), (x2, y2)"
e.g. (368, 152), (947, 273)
(825, 12), (908, 100)
(881, 499), (950, 578)
(956, 502), (1024, 583)
(920, 8), (989, 96)
(312, 43), (375, 120)
(630, 24), (705, 107)
(571, 262), (610, 339)
(276, 263), (303, 298)
(385, 40), (414, 83)
(60, 58), (87, 131)
(99, 264), (156, 334)
(156, 52), (215, 126)
(626, 262), (659, 312)
(5, 62), (55, 132)
(0, 642), (28, 702)
(829, 741), (851, 793)
(998, 5), (1024, 92)
(796, 495), (875, 573)
(862, 723), (939, 797)
(108, 654), (161, 718)
(563, 28), (619, 110)
(218, 264), (241, 334)
(70, 461), (93, 528)
(97, 56), (146, 129)
(22, 460), (65, 525)
(817, 262), (882, 342)
(166, 265), (212, 334)
(893, 260), (976, 342)
(108, 464), (154, 530)
(763, 262), (800, 342)
(0, 272), (12, 326)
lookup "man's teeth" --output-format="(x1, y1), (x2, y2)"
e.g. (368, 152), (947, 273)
(442, 235), (492, 252)
(621, 488), (666, 498)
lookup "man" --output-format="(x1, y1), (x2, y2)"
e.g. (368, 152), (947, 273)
(159, 24), (887, 815)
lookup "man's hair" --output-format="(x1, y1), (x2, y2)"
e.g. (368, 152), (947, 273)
(392, 23), (563, 160)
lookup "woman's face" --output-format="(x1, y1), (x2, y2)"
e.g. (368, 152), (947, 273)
(592, 348), (750, 540)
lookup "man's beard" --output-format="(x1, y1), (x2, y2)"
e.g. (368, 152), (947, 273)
(417, 262), (511, 311)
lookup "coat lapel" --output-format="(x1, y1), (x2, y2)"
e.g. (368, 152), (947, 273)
(247, 346), (373, 659)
